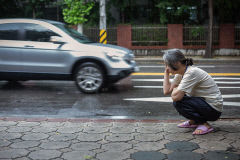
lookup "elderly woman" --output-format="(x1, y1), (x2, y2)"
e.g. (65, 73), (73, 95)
(163, 50), (223, 135)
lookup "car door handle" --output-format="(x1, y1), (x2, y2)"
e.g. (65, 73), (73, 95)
(24, 45), (34, 48)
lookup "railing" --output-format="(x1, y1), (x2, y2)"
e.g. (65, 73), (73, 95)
(131, 25), (168, 46)
(183, 25), (219, 45)
(83, 26), (117, 44)
(235, 25), (240, 45)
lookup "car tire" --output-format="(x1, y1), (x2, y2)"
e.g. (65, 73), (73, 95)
(74, 62), (105, 93)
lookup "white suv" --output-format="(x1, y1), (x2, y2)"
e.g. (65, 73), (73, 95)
(0, 18), (138, 93)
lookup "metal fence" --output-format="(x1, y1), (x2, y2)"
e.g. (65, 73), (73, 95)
(83, 26), (117, 45)
(183, 25), (219, 45)
(131, 25), (168, 46)
(235, 25), (240, 45)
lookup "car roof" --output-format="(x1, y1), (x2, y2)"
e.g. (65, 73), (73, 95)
(0, 18), (64, 25)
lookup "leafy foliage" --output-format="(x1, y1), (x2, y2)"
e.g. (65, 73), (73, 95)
(62, 0), (94, 25)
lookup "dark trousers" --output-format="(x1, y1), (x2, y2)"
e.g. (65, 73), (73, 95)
(173, 96), (221, 124)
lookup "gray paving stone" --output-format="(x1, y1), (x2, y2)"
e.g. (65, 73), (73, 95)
(162, 123), (192, 133)
(88, 122), (113, 128)
(77, 133), (105, 142)
(102, 142), (132, 151)
(134, 133), (164, 142)
(165, 132), (194, 141)
(167, 151), (203, 160)
(0, 132), (22, 140)
(57, 127), (83, 134)
(97, 151), (130, 160)
(22, 133), (49, 141)
(133, 142), (165, 151)
(32, 127), (57, 133)
(83, 127), (109, 134)
(131, 151), (166, 160)
(40, 141), (70, 149)
(0, 127), (7, 132)
(17, 122), (40, 127)
(40, 122), (64, 128)
(205, 151), (240, 160)
(0, 121), (17, 127)
(0, 139), (11, 147)
(29, 150), (61, 160)
(110, 127), (136, 134)
(136, 126), (163, 134)
(10, 141), (40, 149)
(62, 151), (95, 160)
(48, 133), (77, 141)
(7, 126), (32, 133)
(106, 133), (134, 142)
(113, 122), (137, 128)
(165, 141), (199, 151)
(0, 149), (29, 159)
(71, 142), (101, 151)
(199, 140), (231, 151)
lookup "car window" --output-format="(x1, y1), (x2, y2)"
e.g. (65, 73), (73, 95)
(23, 23), (60, 42)
(54, 24), (93, 44)
(0, 23), (20, 40)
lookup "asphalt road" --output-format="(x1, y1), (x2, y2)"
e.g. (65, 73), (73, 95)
(0, 64), (240, 120)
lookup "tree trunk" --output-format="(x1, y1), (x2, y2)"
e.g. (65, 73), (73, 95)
(205, 0), (213, 58)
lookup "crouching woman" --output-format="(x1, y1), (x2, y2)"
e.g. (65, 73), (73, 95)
(163, 50), (223, 135)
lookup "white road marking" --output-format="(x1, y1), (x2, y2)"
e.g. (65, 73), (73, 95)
(124, 94), (240, 106)
(132, 79), (240, 84)
(139, 65), (216, 68)
(134, 86), (240, 89)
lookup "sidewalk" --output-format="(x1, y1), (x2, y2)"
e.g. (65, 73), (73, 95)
(0, 118), (239, 160)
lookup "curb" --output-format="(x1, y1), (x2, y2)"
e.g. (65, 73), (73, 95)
(1, 117), (239, 123)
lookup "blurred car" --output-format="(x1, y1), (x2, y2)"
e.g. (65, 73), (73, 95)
(0, 18), (138, 93)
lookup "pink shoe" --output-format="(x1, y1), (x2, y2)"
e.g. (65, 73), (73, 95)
(193, 125), (214, 135)
(177, 121), (198, 128)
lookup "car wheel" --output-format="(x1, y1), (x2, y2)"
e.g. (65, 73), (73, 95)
(74, 62), (105, 93)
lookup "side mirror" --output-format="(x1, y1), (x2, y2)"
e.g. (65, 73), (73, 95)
(50, 36), (66, 44)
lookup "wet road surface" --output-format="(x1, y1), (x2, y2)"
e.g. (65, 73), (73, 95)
(0, 64), (240, 119)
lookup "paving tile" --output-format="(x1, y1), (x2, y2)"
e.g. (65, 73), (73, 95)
(57, 127), (83, 134)
(7, 126), (32, 133)
(10, 141), (40, 149)
(62, 151), (95, 160)
(164, 132), (194, 141)
(48, 133), (77, 141)
(0, 121), (17, 127)
(22, 133), (49, 141)
(167, 151), (203, 160)
(133, 142), (165, 151)
(136, 126), (163, 134)
(0, 132), (22, 140)
(0, 149), (29, 159)
(40, 141), (70, 149)
(198, 140), (231, 151)
(97, 151), (130, 160)
(83, 127), (109, 134)
(110, 126), (136, 134)
(205, 151), (240, 160)
(101, 142), (132, 152)
(17, 122), (40, 127)
(106, 133), (134, 142)
(71, 142), (101, 151)
(29, 150), (61, 160)
(77, 133), (105, 142)
(0, 127), (7, 132)
(165, 141), (199, 151)
(134, 133), (164, 142)
(32, 127), (57, 133)
(0, 139), (11, 147)
(131, 151), (166, 160)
